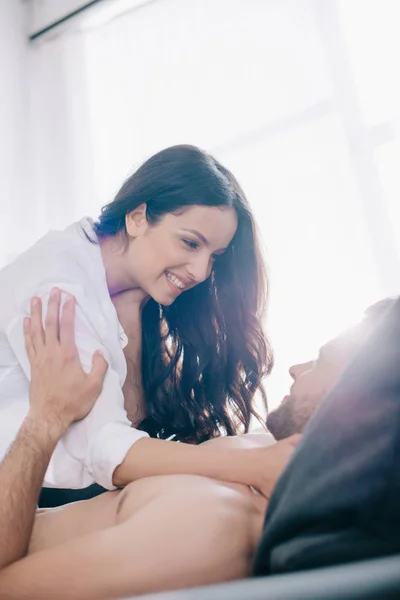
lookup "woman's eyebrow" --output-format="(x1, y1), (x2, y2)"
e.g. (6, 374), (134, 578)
(181, 228), (229, 254)
(181, 228), (209, 245)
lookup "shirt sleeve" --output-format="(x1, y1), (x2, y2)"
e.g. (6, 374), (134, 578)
(5, 285), (149, 490)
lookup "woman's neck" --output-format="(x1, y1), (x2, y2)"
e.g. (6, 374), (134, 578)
(99, 235), (149, 308)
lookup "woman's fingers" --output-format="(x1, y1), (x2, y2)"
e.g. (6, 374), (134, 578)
(29, 297), (45, 353)
(44, 288), (61, 344)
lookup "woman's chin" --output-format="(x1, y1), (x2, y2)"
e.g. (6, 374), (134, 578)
(161, 297), (175, 306)
(153, 280), (184, 305)
(149, 290), (177, 306)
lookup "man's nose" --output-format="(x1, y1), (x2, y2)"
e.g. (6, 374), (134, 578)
(289, 360), (314, 380)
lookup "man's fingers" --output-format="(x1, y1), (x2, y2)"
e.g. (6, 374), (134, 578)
(29, 297), (45, 352)
(45, 288), (61, 344)
(89, 351), (109, 389)
(59, 294), (77, 350)
(23, 317), (36, 363)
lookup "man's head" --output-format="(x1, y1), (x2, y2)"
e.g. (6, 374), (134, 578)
(267, 298), (398, 441)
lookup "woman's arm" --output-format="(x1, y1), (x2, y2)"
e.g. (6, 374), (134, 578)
(111, 290), (146, 427)
(113, 433), (300, 499)
(111, 289), (300, 498)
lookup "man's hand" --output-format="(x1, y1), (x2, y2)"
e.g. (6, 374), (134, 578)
(24, 287), (108, 433)
(0, 287), (108, 570)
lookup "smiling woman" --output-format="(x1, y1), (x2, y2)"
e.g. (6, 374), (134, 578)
(104, 204), (237, 305)
(0, 143), (274, 501)
(93, 144), (272, 444)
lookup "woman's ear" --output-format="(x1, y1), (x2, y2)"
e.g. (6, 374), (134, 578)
(125, 204), (148, 237)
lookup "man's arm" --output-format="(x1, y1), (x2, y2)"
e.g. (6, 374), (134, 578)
(0, 414), (65, 569)
(0, 289), (108, 569)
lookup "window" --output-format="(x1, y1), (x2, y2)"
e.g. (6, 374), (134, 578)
(31, 0), (400, 408)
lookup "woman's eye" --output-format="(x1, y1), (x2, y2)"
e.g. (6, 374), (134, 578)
(183, 239), (199, 250)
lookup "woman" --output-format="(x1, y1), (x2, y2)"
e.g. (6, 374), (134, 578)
(0, 144), (273, 494)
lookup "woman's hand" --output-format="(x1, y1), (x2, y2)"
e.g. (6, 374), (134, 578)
(201, 432), (300, 498)
(200, 432), (275, 450)
(24, 288), (109, 434)
(253, 435), (301, 498)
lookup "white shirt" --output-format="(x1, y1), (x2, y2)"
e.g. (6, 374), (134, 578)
(0, 217), (149, 490)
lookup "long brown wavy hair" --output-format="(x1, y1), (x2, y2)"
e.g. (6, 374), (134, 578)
(93, 145), (273, 442)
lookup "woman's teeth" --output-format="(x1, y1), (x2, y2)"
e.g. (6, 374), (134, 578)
(166, 271), (185, 290)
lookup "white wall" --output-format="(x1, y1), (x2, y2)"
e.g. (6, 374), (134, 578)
(27, 0), (149, 37)
(28, 0), (96, 36)
(0, 0), (34, 264)
(0, 0), (94, 265)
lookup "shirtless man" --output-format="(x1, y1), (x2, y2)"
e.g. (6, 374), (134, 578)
(0, 291), (298, 600)
(0, 295), (392, 599)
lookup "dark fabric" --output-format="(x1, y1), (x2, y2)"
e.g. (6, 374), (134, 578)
(38, 483), (107, 507)
(254, 298), (400, 576)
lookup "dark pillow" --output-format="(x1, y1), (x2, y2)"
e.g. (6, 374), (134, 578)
(254, 299), (400, 575)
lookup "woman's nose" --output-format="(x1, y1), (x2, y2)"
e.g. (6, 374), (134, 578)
(187, 254), (212, 283)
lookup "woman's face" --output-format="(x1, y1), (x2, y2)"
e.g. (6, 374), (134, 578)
(124, 204), (238, 305)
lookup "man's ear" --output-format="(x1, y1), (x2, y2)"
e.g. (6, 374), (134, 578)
(125, 204), (148, 237)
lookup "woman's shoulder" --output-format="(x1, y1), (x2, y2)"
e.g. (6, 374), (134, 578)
(0, 217), (107, 315)
(31, 217), (99, 270)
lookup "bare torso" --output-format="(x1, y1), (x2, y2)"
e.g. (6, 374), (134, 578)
(24, 434), (275, 598)
(30, 474), (267, 560)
